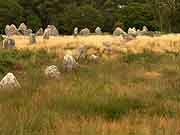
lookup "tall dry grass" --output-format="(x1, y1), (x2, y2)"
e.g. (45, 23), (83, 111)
(0, 49), (180, 134)
(12, 34), (180, 55)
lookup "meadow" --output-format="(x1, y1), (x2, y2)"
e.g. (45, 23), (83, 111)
(0, 35), (180, 134)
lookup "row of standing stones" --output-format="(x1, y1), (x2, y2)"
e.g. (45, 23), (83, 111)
(0, 23), (149, 49)
(4, 23), (149, 37)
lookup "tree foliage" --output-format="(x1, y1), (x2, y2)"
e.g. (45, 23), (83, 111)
(0, 0), (180, 34)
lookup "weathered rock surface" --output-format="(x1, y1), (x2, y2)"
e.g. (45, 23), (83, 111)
(36, 28), (44, 36)
(63, 54), (78, 71)
(113, 27), (126, 36)
(74, 27), (78, 36)
(128, 28), (137, 37)
(45, 65), (61, 79)
(0, 73), (21, 89)
(5, 24), (18, 36)
(95, 27), (102, 35)
(3, 38), (15, 49)
(18, 23), (27, 35)
(79, 28), (90, 36)
(44, 25), (59, 36)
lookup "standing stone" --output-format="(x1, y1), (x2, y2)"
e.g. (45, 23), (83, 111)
(74, 27), (78, 36)
(5, 25), (10, 36)
(45, 65), (61, 79)
(128, 28), (137, 37)
(29, 34), (36, 45)
(113, 27), (126, 36)
(63, 54), (78, 71)
(142, 26), (148, 35)
(18, 23), (27, 35)
(136, 29), (141, 35)
(95, 27), (102, 35)
(36, 28), (44, 36)
(5, 24), (18, 36)
(142, 26), (148, 32)
(79, 28), (90, 36)
(43, 28), (50, 40)
(44, 25), (59, 36)
(0, 73), (21, 89)
(75, 45), (88, 60)
(26, 29), (33, 36)
(3, 38), (15, 49)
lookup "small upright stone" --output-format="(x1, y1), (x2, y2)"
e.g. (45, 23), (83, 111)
(3, 37), (15, 49)
(75, 45), (88, 60)
(113, 27), (126, 36)
(36, 28), (44, 36)
(5, 25), (10, 36)
(43, 29), (50, 40)
(142, 26), (148, 32)
(18, 23), (27, 35)
(142, 26), (148, 35)
(95, 27), (102, 35)
(45, 25), (59, 36)
(26, 29), (33, 36)
(45, 65), (61, 79)
(5, 24), (18, 36)
(128, 27), (137, 37)
(0, 73), (21, 89)
(79, 28), (90, 36)
(29, 34), (36, 45)
(63, 54), (78, 71)
(74, 27), (78, 36)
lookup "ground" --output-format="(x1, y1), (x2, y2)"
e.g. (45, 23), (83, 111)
(0, 35), (180, 135)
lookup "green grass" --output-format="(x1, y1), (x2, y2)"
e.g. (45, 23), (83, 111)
(0, 49), (180, 134)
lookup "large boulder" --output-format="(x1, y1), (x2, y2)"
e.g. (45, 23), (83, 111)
(44, 25), (59, 36)
(0, 73), (21, 89)
(79, 28), (90, 36)
(18, 23), (27, 35)
(29, 34), (36, 45)
(36, 28), (44, 36)
(5, 24), (18, 36)
(113, 27), (126, 36)
(45, 65), (61, 79)
(95, 27), (102, 35)
(3, 37), (15, 49)
(63, 54), (78, 71)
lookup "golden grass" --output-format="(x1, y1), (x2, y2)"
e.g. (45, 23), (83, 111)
(12, 34), (180, 54)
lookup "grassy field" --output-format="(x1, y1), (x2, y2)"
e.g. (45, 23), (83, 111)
(0, 47), (180, 134)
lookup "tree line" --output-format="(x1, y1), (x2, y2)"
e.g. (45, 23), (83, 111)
(0, 0), (180, 34)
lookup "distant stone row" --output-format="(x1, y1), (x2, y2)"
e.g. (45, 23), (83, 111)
(5, 23), (59, 37)
(4, 23), (149, 37)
